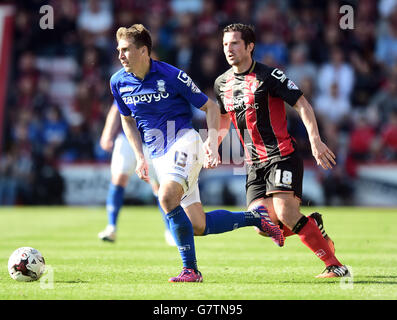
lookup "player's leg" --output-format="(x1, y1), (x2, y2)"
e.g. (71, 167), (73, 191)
(99, 134), (133, 242)
(158, 180), (202, 282)
(269, 153), (346, 277)
(179, 183), (283, 246)
(98, 173), (129, 242)
(251, 198), (335, 252)
(147, 158), (175, 246)
(247, 152), (346, 276)
(202, 207), (283, 245)
(153, 129), (204, 282)
(272, 192), (348, 277)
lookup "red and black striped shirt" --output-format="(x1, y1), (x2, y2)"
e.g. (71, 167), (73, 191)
(214, 61), (303, 165)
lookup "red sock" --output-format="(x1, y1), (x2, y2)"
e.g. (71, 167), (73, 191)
(297, 217), (342, 267)
(282, 214), (321, 237)
(282, 225), (295, 237)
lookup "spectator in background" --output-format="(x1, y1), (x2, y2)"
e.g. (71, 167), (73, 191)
(40, 0), (79, 56)
(72, 80), (103, 127)
(373, 109), (397, 161)
(60, 113), (94, 161)
(41, 105), (69, 151)
(311, 25), (342, 64)
(255, 1), (288, 42)
(345, 114), (377, 177)
(289, 22), (311, 55)
(254, 28), (288, 67)
(285, 44), (317, 88)
(6, 128), (35, 204)
(191, 51), (219, 93)
(349, 11), (376, 57)
(0, 151), (18, 205)
(80, 47), (103, 87)
(13, 109), (43, 153)
(375, 6), (397, 69)
(31, 145), (65, 205)
(314, 82), (351, 152)
(77, 0), (113, 49)
(223, 0), (254, 26)
(350, 50), (381, 109)
(321, 165), (354, 206)
(317, 46), (354, 101)
(196, 0), (220, 42)
(369, 68), (397, 126)
(145, 11), (171, 61)
(169, 31), (194, 73)
(378, 0), (397, 19)
(170, 0), (203, 14)
(13, 9), (35, 56)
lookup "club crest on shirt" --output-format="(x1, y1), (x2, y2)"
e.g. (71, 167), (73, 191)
(249, 80), (260, 93)
(157, 79), (166, 93)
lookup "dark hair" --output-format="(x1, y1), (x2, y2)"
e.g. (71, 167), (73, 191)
(223, 23), (256, 54)
(116, 24), (152, 55)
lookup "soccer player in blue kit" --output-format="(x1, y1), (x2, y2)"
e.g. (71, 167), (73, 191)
(110, 24), (284, 282)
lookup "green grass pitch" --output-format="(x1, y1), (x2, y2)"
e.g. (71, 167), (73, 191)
(0, 206), (396, 300)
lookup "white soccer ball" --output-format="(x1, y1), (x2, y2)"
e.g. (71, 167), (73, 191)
(8, 247), (46, 282)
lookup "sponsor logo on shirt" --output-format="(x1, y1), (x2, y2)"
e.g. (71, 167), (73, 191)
(119, 86), (134, 93)
(177, 71), (201, 93)
(122, 92), (170, 105)
(223, 95), (259, 112)
(271, 68), (287, 83)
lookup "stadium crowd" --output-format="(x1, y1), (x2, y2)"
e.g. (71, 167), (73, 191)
(0, 0), (397, 206)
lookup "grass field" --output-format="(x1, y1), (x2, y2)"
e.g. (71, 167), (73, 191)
(0, 206), (396, 300)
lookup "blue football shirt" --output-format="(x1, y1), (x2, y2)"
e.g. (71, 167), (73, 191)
(110, 59), (208, 158)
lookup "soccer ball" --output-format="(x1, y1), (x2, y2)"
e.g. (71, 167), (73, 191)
(8, 247), (46, 282)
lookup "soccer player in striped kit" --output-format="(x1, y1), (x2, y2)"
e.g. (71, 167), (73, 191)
(110, 24), (284, 282)
(215, 23), (349, 278)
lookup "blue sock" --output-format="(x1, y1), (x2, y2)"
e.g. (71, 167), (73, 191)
(156, 197), (170, 231)
(203, 209), (262, 235)
(106, 183), (125, 227)
(166, 205), (197, 271)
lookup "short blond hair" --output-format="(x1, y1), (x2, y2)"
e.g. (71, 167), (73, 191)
(116, 24), (152, 55)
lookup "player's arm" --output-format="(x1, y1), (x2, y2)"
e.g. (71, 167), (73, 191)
(100, 104), (121, 152)
(200, 99), (220, 169)
(120, 114), (149, 182)
(213, 77), (231, 147)
(218, 113), (231, 146)
(293, 95), (336, 170)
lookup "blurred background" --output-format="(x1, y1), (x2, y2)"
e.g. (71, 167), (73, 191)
(0, 0), (396, 207)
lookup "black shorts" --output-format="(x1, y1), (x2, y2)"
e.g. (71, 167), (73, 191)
(246, 151), (303, 206)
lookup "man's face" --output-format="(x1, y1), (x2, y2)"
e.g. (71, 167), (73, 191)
(223, 31), (253, 67)
(117, 38), (142, 73)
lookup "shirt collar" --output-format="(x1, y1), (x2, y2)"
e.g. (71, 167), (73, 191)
(148, 58), (158, 74)
(234, 60), (256, 76)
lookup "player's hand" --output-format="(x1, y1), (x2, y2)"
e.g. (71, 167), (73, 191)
(203, 138), (220, 169)
(136, 157), (150, 183)
(311, 139), (336, 170)
(100, 136), (114, 152)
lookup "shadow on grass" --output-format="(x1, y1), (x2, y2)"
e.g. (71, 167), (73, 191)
(354, 275), (397, 285)
(238, 276), (397, 285)
(55, 279), (89, 284)
(366, 275), (397, 279)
